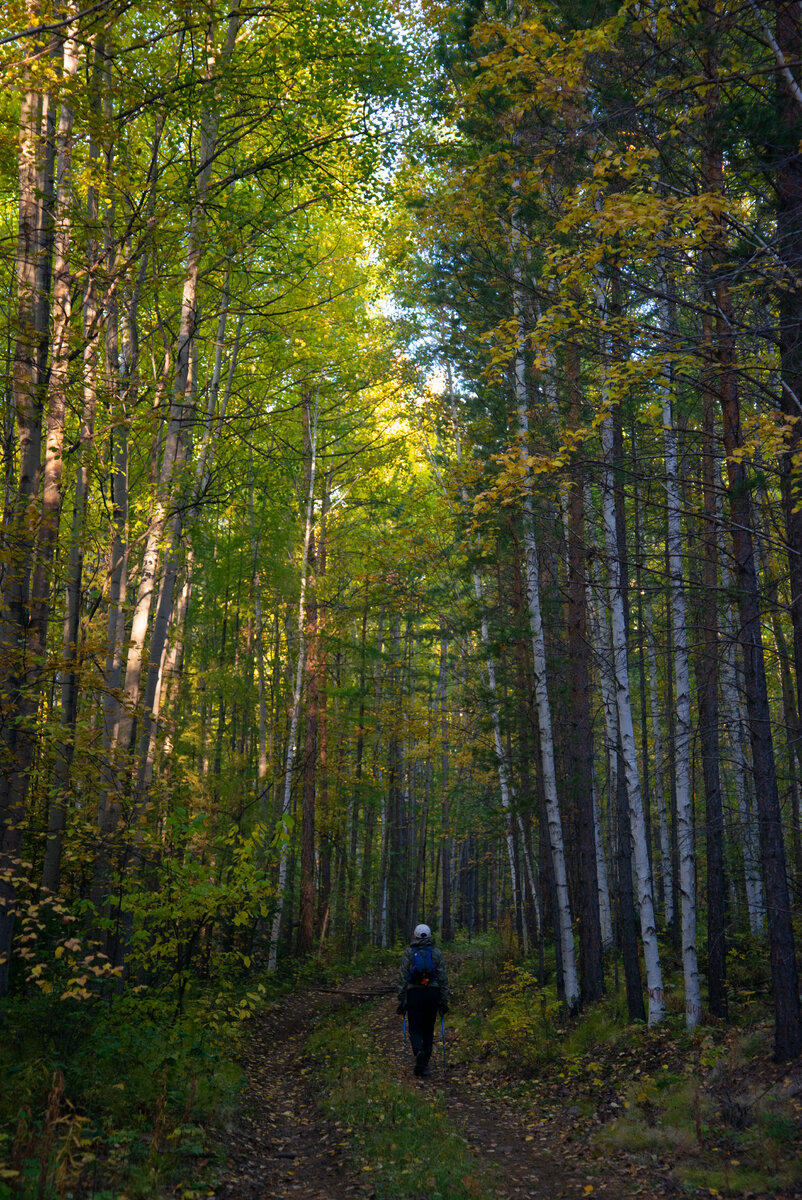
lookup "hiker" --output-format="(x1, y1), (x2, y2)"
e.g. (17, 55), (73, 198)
(396, 923), (449, 1077)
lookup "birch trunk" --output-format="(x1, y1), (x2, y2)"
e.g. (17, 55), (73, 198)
(644, 602), (674, 922)
(658, 276), (701, 1028)
(38, 32), (80, 894)
(113, 6), (240, 767)
(598, 284), (665, 1024)
(102, 114), (163, 759)
(297, 486), (318, 956)
(512, 470), (581, 999)
(585, 548), (621, 955)
(267, 391), (318, 971)
(437, 621), (453, 941)
(564, 337), (603, 1003)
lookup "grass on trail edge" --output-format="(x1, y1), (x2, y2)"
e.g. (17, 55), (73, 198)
(306, 1003), (497, 1200)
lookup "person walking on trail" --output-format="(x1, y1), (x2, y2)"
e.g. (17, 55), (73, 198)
(397, 923), (449, 1077)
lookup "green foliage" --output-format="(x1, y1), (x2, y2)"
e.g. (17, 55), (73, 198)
(479, 964), (562, 1071)
(0, 988), (243, 1199)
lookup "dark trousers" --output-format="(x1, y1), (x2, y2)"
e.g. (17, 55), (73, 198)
(406, 986), (440, 1064)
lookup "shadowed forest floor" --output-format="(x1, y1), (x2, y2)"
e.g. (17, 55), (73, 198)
(211, 950), (802, 1200)
(213, 964), (650, 1200)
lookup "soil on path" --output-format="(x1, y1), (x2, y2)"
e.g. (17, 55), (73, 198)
(214, 966), (650, 1200)
(367, 994), (646, 1200)
(214, 974), (390, 1200)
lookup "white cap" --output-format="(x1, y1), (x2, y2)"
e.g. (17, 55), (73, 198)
(413, 923), (431, 939)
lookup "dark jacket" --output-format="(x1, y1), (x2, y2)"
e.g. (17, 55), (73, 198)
(397, 934), (449, 1005)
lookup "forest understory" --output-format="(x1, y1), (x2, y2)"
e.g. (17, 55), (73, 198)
(208, 946), (802, 1200)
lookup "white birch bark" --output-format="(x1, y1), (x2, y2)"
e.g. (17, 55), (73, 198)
(658, 278), (701, 1028)
(267, 391), (318, 971)
(39, 31), (79, 894)
(644, 601), (674, 921)
(592, 773), (614, 948)
(597, 283), (665, 1023)
(510, 251), (579, 1009)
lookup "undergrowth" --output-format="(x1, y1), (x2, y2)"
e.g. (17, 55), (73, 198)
(0, 943), (387, 1200)
(447, 932), (802, 1198)
(306, 1003), (497, 1200)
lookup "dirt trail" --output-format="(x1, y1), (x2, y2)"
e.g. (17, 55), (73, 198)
(214, 975), (388, 1200)
(214, 967), (647, 1200)
(367, 993), (645, 1200)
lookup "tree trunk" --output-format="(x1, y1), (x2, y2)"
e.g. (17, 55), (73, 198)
(597, 281), (665, 1024)
(564, 339), (603, 1004)
(658, 270), (701, 1028)
(268, 390), (318, 971)
(690, 295), (727, 1018)
(510, 272), (578, 1008)
(0, 32), (54, 991)
(37, 31), (80, 894)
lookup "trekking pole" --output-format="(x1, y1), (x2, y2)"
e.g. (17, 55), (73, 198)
(402, 1014), (408, 1062)
(441, 1015), (447, 1076)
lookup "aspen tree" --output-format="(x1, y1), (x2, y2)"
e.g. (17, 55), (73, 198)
(509, 279), (580, 1009)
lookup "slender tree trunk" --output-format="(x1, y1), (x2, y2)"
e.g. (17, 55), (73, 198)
(775, 1), (802, 779)
(644, 601), (673, 922)
(316, 483), (331, 933)
(719, 564), (765, 933)
(437, 621), (453, 941)
(113, 6), (240, 772)
(564, 339), (603, 1004)
(0, 29), (54, 990)
(697, 300), (727, 1018)
(658, 271), (701, 1028)
(38, 32), (80, 894)
(297, 472), (319, 956)
(587, 498), (643, 1014)
(268, 390), (318, 971)
(510, 274), (578, 1008)
(597, 282), (665, 1024)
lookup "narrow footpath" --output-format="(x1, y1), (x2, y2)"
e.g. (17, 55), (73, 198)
(214, 963), (649, 1200)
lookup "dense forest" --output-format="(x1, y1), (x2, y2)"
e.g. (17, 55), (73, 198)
(1, 0), (802, 1195)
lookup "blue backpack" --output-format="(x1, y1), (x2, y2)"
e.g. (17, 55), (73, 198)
(408, 946), (435, 986)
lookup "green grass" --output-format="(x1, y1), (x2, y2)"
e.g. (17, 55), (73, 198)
(306, 1006), (497, 1200)
(593, 1025), (802, 1197)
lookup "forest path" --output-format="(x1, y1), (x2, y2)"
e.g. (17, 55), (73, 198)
(368, 976), (644, 1200)
(213, 973), (390, 1199)
(214, 959), (649, 1200)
